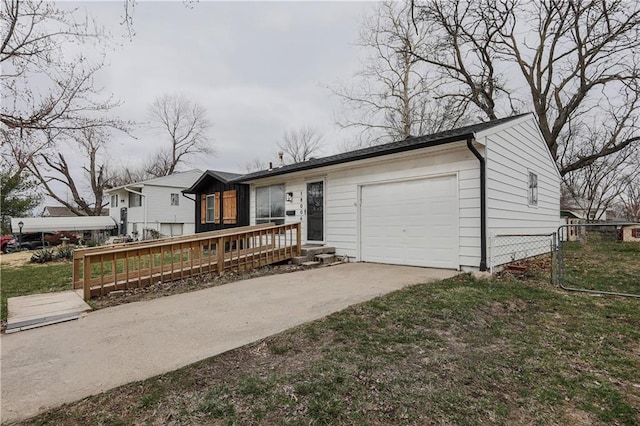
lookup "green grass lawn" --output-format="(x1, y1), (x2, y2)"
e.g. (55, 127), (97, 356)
(1, 262), (73, 321)
(562, 241), (640, 295)
(23, 271), (640, 424)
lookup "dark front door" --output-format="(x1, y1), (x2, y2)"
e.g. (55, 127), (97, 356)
(119, 207), (127, 235)
(306, 181), (324, 241)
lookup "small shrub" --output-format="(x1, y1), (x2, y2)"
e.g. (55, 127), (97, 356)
(85, 240), (99, 247)
(144, 228), (161, 240)
(31, 248), (55, 264)
(56, 245), (74, 260)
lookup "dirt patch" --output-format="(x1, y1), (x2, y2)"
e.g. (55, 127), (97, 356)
(0, 251), (33, 268)
(89, 263), (308, 310)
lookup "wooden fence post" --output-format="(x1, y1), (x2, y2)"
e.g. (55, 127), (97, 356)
(83, 255), (92, 300)
(73, 251), (81, 289)
(217, 236), (225, 274)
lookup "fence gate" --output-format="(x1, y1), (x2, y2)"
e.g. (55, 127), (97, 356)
(555, 223), (640, 298)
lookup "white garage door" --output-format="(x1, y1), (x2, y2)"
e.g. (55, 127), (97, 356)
(160, 223), (184, 237)
(360, 175), (458, 269)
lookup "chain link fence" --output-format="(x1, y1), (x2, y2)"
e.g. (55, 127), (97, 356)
(490, 233), (556, 281)
(555, 222), (640, 298)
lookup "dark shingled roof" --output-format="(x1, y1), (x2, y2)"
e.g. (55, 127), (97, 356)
(183, 170), (245, 194)
(231, 114), (530, 183)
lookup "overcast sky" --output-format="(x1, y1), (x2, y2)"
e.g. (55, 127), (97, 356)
(69, 1), (376, 174)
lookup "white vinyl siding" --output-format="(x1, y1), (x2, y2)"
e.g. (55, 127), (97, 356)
(245, 114), (559, 271)
(484, 117), (560, 267)
(107, 170), (201, 238)
(249, 143), (479, 269)
(325, 145), (477, 268)
(160, 223), (183, 237)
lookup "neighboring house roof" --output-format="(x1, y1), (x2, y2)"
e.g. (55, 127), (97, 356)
(11, 217), (117, 233)
(107, 169), (203, 192)
(560, 202), (614, 213)
(43, 206), (80, 217)
(183, 170), (245, 194)
(231, 114), (530, 183)
(560, 210), (581, 219)
(43, 206), (109, 217)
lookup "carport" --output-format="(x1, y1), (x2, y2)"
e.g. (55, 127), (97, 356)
(11, 216), (118, 233)
(10, 216), (117, 243)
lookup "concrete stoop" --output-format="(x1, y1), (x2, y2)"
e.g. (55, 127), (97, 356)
(293, 245), (339, 268)
(315, 253), (335, 265)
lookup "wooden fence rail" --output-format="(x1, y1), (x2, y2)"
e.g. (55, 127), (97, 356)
(72, 223), (301, 300)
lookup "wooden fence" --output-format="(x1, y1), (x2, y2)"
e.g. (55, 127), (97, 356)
(72, 223), (301, 300)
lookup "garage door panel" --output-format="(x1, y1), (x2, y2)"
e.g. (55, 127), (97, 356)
(360, 176), (458, 269)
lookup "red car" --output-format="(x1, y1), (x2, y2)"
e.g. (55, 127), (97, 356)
(1, 235), (16, 253)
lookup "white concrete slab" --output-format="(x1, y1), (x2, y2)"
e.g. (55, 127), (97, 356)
(6, 291), (92, 332)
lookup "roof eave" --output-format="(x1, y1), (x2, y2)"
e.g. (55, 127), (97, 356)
(182, 170), (234, 194)
(231, 133), (475, 183)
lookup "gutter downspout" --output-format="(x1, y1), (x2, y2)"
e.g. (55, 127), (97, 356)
(466, 137), (487, 271)
(124, 186), (147, 239)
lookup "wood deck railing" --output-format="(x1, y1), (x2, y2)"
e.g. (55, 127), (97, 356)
(72, 223), (301, 300)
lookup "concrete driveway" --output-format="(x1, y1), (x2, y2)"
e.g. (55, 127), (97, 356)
(1, 263), (457, 423)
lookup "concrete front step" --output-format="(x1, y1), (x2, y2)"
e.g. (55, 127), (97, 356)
(300, 246), (336, 257)
(291, 256), (309, 265)
(315, 253), (335, 265)
(301, 261), (320, 267)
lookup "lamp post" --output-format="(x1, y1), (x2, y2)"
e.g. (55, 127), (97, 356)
(18, 220), (23, 249)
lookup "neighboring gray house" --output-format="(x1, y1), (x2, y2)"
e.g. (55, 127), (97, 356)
(107, 170), (202, 238)
(223, 113), (560, 272)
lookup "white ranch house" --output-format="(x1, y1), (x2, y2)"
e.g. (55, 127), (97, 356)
(107, 170), (202, 239)
(219, 113), (560, 272)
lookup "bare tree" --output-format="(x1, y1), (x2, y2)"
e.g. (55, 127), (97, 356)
(332, 1), (467, 146)
(148, 94), (214, 175)
(27, 128), (113, 216)
(244, 157), (268, 173)
(106, 163), (151, 188)
(0, 0), (130, 215)
(1, 0), (122, 136)
(562, 141), (639, 221)
(277, 127), (323, 164)
(411, 0), (640, 176)
(620, 178), (640, 222)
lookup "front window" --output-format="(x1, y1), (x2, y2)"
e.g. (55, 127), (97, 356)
(170, 193), (179, 206)
(528, 172), (538, 206)
(111, 195), (118, 207)
(129, 193), (143, 207)
(256, 184), (285, 225)
(206, 194), (216, 223)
